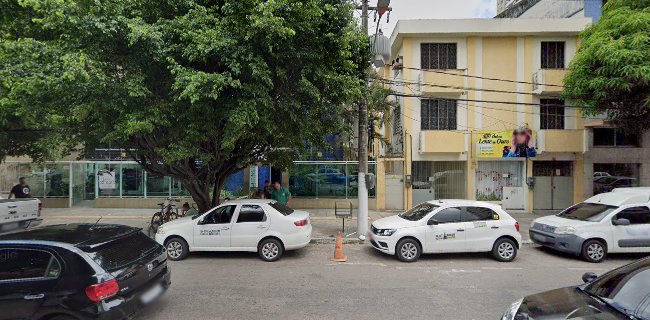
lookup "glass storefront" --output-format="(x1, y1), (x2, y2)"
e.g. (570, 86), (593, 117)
(289, 162), (376, 199)
(2, 161), (369, 201)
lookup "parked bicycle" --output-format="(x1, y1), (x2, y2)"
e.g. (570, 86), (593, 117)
(150, 198), (179, 233)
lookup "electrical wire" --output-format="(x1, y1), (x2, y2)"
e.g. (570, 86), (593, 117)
(395, 65), (567, 88)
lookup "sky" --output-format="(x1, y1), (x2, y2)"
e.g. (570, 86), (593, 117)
(358, 0), (497, 36)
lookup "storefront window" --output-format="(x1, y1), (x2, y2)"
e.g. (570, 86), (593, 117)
(147, 173), (170, 197)
(120, 164), (144, 197)
(44, 164), (70, 197)
(475, 161), (523, 201)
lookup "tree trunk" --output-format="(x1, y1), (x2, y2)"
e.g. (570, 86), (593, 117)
(211, 173), (229, 207)
(183, 180), (214, 213)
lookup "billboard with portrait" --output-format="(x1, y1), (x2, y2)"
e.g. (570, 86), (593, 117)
(475, 129), (536, 158)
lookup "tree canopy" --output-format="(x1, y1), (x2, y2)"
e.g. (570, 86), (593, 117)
(563, 0), (650, 132)
(0, 0), (367, 211)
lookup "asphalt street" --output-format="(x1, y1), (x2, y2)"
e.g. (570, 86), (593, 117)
(28, 210), (645, 319)
(136, 243), (643, 320)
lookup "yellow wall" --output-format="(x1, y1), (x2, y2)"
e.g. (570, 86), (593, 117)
(420, 131), (466, 153)
(543, 130), (585, 153)
(392, 32), (583, 212)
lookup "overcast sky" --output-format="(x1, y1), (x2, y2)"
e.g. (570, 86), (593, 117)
(358, 0), (497, 36)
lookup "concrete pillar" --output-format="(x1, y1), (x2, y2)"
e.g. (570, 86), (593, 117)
(375, 158), (386, 211)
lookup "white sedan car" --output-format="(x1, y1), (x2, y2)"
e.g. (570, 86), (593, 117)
(155, 199), (311, 262)
(368, 200), (522, 262)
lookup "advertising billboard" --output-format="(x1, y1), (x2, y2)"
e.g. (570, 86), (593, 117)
(475, 129), (536, 158)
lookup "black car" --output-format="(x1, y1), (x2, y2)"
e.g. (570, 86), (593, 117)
(502, 257), (650, 319)
(0, 224), (171, 320)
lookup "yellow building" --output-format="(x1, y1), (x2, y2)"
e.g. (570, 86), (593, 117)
(377, 18), (592, 213)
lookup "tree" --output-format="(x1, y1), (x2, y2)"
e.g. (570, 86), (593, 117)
(0, 0), (366, 212)
(563, 0), (650, 133)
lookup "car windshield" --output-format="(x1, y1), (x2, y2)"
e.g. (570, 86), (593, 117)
(399, 203), (439, 221)
(557, 202), (618, 222)
(269, 201), (294, 216)
(584, 258), (650, 319)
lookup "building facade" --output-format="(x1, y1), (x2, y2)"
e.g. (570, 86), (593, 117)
(377, 18), (594, 212)
(496, 0), (606, 22)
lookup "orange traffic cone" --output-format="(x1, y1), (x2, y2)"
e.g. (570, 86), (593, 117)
(331, 231), (347, 262)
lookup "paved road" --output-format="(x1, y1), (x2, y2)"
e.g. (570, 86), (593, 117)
(20, 210), (645, 319)
(136, 243), (643, 320)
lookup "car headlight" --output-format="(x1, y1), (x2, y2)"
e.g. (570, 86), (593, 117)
(375, 229), (396, 236)
(156, 226), (165, 235)
(501, 298), (523, 320)
(555, 226), (577, 235)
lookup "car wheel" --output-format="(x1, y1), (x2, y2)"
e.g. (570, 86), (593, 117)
(582, 240), (607, 263)
(396, 238), (421, 263)
(166, 237), (189, 261)
(258, 238), (284, 262)
(492, 238), (518, 262)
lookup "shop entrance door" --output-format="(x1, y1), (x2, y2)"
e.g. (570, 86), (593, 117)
(533, 161), (573, 210)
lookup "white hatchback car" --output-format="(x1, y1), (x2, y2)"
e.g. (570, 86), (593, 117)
(368, 200), (522, 262)
(155, 199), (311, 262)
(530, 188), (650, 263)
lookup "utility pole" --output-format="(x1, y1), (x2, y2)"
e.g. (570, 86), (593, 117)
(357, 0), (391, 241)
(356, 0), (370, 241)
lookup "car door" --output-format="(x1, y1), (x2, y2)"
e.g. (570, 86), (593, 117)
(461, 206), (499, 251)
(193, 204), (238, 249)
(0, 247), (61, 320)
(425, 207), (466, 253)
(230, 204), (270, 249)
(610, 205), (650, 252)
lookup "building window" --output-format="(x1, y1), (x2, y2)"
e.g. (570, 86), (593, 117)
(540, 99), (565, 129)
(421, 99), (457, 130)
(541, 41), (565, 69)
(593, 128), (640, 147)
(421, 43), (457, 69)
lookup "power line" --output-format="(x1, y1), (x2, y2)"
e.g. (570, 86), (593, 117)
(391, 92), (599, 110)
(376, 77), (590, 99)
(395, 65), (567, 88)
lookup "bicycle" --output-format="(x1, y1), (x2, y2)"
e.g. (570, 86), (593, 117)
(150, 198), (179, 233)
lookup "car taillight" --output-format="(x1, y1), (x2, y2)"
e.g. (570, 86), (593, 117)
(38, 202), (42, 217)
(515, 222), (520, 232)
(294, 219), (309, 227)
(85, 279), (119, 302)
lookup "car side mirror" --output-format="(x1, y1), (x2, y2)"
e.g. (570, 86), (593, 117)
(612, 218), (631, 226)
(582, 272), (597, 283)
(427, 219), (438, 226)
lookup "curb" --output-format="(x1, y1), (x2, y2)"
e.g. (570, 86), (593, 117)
(310, 237), (365, 245)
(311, 238), (536, 245)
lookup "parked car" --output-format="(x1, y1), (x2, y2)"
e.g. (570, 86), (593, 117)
(155, 199), (311, 262)
(593, 171), (610, 179)
(502, 256), (650, 320)
(530, 188), (650, 263)
(0, 223), (170, 320)
(368, 200), (522, 262)
(0, 197), (42, 233)
(593, 176), (637, 194)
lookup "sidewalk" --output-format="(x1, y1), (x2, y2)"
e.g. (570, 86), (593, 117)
(41, 207), (544, 244)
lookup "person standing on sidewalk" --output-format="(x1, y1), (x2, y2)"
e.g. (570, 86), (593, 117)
(9, 177), (32, 199)
(271, 181), (291, 205)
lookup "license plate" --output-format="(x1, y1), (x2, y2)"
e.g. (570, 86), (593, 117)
(140, 283), (164, 304)
(533, 234), (546, 242)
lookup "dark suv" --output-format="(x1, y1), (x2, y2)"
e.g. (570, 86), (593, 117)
(0, 224), (171, 320)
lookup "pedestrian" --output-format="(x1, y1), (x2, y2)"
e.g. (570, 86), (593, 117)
(271, 181), (291, 205)
(263, 180), (273, 199)
(9, 177), (32, 199)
